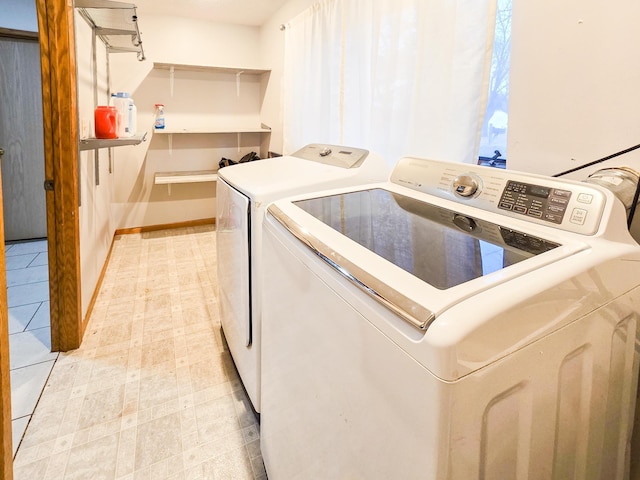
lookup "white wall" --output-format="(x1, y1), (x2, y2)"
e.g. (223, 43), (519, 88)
(75, 11), (116, 318)
(107, 13), (265, 230)
(508, 0), (640, 180)
(0, 0), (37, 31)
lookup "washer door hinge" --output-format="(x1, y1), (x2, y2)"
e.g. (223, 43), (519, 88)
(44, 179), (54, 191)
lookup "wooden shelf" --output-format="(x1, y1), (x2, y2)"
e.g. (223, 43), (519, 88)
(153, 127), (271, 135)
(153, 62), (270, 75)
(79, 133), (147, 151)
(154, 170), (218, 185)
(154, 170), (218, 195)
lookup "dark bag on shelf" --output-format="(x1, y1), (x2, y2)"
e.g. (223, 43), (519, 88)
(239, 151), (260, 163)
(219, 157), (237, 169)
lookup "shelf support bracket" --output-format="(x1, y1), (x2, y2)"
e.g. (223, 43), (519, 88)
(168, 133), (173, 156)
(237, 132), (241, 153)
(236, 71), (244, 97)
(170, 65), (175, 97)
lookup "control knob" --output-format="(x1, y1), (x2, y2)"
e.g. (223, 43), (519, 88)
(453, 174), (481, 198)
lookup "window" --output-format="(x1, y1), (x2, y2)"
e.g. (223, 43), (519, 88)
(478, 0), (512, 168)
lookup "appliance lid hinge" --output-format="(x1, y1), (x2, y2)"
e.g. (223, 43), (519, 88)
(44, 179), (54, 191)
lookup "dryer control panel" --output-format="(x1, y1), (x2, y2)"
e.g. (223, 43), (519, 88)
(390, 157), (611, 236)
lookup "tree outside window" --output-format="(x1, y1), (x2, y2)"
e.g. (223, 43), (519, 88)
(478, 0), (512, 167)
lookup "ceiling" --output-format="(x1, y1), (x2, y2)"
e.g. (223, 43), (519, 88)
(132, 0), (290, 27)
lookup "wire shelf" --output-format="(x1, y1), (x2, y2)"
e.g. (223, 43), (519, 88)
(75, 0), (145, 61)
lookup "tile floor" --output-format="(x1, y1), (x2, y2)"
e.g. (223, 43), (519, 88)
(12, 225), (265, 479)
(5, 238), (57, 457)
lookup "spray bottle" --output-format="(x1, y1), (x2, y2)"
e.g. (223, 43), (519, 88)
(154, 104), (165, 129)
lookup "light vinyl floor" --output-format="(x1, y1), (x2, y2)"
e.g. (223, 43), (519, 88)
(12, 225), (266, 479)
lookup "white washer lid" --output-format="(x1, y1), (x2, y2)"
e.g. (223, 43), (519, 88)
(218, 154), (388, 202)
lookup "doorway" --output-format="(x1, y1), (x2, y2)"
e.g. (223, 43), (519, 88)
(0, 36), (47, 241)
(0, 31), (55, 457)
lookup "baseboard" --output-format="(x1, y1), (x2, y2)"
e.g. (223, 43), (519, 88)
(80, 235), (116, 338)
(114, 217), (216, 236)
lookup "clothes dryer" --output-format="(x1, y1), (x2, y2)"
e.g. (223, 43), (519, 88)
(216, 144), (388, 412)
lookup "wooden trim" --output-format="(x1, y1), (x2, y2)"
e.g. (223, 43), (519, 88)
(0, 167), (13, 480)
(36, 0), (83, 352)
(0, 27), (38, 41)
(81, 236), (116, 335)
(115, 218), (216, 236)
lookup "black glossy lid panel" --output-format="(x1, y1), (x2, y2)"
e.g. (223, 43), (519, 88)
(294, 188), (559, 290)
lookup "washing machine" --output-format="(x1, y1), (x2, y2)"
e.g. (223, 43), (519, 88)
(216, 144), (388, 413)
(260, 156), (640, 479)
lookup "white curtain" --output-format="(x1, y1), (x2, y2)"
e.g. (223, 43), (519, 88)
(283, 0), (497, 165)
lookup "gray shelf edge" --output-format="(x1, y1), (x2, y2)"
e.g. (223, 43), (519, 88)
(79, 133), (147, 151)
(75, 0), (136, 9)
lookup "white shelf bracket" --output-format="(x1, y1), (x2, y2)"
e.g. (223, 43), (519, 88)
(236, 71), (244, 97)
(237, 132), (241, 153)
(168, 133), (173, 156)
(170, 65), (175, 97)
(167, 183), (172, 196)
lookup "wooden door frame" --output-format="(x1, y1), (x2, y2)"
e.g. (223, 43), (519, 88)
(35, 0), (82, 354)
(0, 161), (13, 480)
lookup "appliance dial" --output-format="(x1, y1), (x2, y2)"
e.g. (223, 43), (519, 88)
(453, 174), (481, 198)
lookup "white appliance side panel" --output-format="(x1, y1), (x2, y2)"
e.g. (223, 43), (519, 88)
(260, 225), (450, 480)
(448, 294), (639, 480)
(261, 219), (640, 479)
(216, 178), (260, 407)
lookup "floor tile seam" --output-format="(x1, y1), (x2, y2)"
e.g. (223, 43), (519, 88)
(7, 279), (50, 290)
(4, 250), (40, 258)
(25, 302), (49, 332)
(6, 278), (49, 289)
(5, 262), (49, 273)
(37, 434), (72, 480)
(7, 300), (49, 312)
(9, 356), (59, 373)
(5, 263), (38, 273)
(13, 358), (60, 452)
(26, 254), (48, 269)
(9, 324), (51, 338)
(113, 420), (139, 478)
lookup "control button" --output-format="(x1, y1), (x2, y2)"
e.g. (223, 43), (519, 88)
(550, 197), (568, 206)
(548, 204), (566, 213)
(452, 174), (480, 198)
(514, 206), (527, 214)
(577, 193), (593, 204)
(570, 208), (588, 225)
(544, 213), (563, 224)
(499, 202), (513, 210)
(552, 189), (572, 198)
(527, 210), (543, 218)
